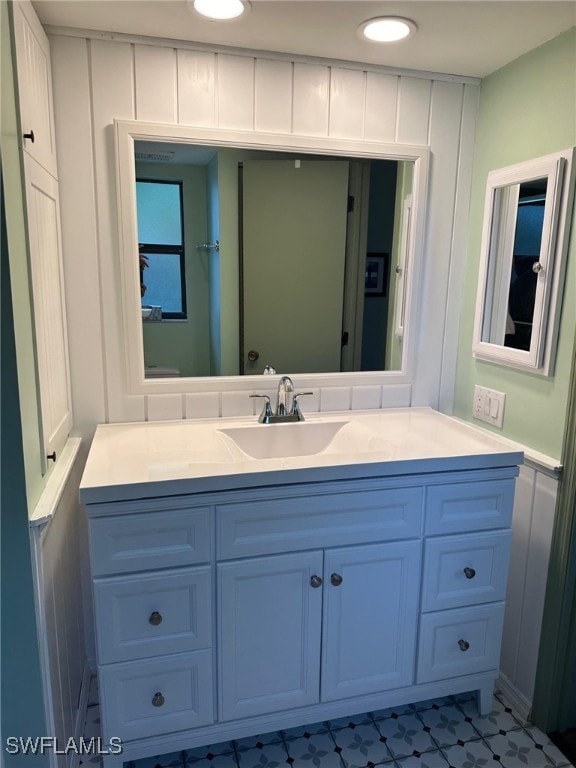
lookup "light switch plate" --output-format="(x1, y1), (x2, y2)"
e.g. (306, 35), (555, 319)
(473, 385), (506, 428)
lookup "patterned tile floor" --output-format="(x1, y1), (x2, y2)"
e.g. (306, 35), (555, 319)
(80, 679), (575, 768)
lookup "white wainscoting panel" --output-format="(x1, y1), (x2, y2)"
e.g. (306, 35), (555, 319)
(30, 442), (88, 768)
(49, 33), (478, 435)
(499, 463), (559, 718)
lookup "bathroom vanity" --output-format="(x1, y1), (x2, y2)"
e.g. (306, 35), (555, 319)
(80, 408), (522, 767)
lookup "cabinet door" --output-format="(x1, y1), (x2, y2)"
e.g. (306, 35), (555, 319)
(12, 0), (58, 176)
(23, 155), (72, 466)
(322, 540), (421, 701)
(218, 551), (323, 721)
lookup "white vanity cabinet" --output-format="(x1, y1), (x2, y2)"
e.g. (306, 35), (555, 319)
(83, 438), (519, 768)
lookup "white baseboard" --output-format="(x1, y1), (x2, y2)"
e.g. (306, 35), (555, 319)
(68, 661), (92, 768)
(497, 671), (532, 723)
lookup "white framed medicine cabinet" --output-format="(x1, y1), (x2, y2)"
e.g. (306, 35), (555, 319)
(473, 148), (575, 376)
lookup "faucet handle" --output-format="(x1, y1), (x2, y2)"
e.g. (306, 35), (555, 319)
(249, 394), (272, 423)
(292, 391), (314, 421)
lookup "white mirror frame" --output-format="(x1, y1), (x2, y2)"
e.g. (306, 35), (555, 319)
(473, 148), (575, 376)
(114, 120), (430, 394)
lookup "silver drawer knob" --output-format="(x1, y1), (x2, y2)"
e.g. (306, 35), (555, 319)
(149, 611), (163, 626)
(310, 575), (323, 588)
(330, 573), (343, 587)
(463, 567), (476, 580)
(458, 639), (470, 652)
(152, 692), (165, 707)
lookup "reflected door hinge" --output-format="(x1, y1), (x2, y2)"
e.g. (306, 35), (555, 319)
(347, 195), (355, 213)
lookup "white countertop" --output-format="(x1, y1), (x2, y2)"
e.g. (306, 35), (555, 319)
(79, 408), (524, 504)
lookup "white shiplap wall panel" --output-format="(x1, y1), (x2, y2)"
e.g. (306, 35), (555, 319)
(329, 67), (365, 140)
(500, 465), (559, 713)
(217, 54), (255, 130)
(364, 72), (398, 143)
(396, 76), (431, 145)
(439, 83), (480, 413)
(89, 39), (145, 423)
(292, 62), (330, 137)
(49, 33), (479, 431)
(412, 81), (464, 407)
(177, 49), (216, 127)
(501, 466), (534, 683)
(135, 44), (177, 123)
(31, 448), (87, 768)
(50, 36), (107, 436)
(254, 58), (293, 134)
(515, 471), (558, 701)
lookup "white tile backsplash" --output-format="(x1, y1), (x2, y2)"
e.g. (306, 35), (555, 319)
(146, 394), (183, 421)
(320, 387), (351, 412)
(185, 393), (220, 420)
(351, 386), (382, 410)
(221, 391), (254, 418)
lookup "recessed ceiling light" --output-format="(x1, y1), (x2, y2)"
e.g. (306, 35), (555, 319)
(359, 17), (417, 43)
(190, 0), (249, 20)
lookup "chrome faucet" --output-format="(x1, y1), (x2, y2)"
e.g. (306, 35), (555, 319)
(250, 376), (313, 423)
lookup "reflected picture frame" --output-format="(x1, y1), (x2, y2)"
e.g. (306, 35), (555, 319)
(365, 253), (389, 297)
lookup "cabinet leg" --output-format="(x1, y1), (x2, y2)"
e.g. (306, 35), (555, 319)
(477, 680), (495, 716)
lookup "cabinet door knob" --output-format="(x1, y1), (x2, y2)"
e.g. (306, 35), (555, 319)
(46, 452), (57, 463)
(152, 692), (165, 707)
(458, 639), (470, 652)
(149, 611), (163, 626)
(23, 130), (35, 143)
(330, 573), (343, 587)
(463, 567), (476, 580)
(247, 350), (260, 362)
(310, 575), (323, 588)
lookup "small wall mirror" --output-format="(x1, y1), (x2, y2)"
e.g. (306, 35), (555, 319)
(473, 148), (574, 375)
(114, 121), (429, 394)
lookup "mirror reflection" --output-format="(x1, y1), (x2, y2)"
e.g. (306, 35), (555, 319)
(133, 141), (414, 379)
(482, 177), (547, 352)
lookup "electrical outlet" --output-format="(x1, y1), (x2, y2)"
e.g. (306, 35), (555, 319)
(473, 385), (506, 428)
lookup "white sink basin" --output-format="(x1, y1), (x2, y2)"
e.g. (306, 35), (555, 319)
(219, 421), (348, 460)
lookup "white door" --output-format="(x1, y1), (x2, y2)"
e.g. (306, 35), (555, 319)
(12, 0), (58, 176)
(218, 551), (323, 721)
(242, 160), (349, 374)
(321, 540), (421, 701)
(23, 155), (72, 468)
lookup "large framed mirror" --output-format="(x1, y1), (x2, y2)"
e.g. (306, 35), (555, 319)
(473, 148), (574, 375)
(115, 120), (429, 394)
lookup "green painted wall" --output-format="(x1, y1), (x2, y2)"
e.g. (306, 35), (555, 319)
(454, 29), (576, 459)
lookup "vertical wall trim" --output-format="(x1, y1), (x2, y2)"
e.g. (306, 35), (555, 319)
(532, 325), (576, 731)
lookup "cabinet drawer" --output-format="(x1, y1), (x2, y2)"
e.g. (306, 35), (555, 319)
(89, 507), (211, 576)
(217, 487), (423, 559)
(94, 567), (212, 664)
(417, 603), (505, 684)
(425, 480), (515, 535)
(422, 531), (511, 612)
(99, 650), (213, 742)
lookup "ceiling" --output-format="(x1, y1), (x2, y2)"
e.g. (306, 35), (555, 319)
(34, 0), (575, 79)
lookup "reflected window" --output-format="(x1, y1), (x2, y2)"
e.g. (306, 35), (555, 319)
(136, 179), (186, 319)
